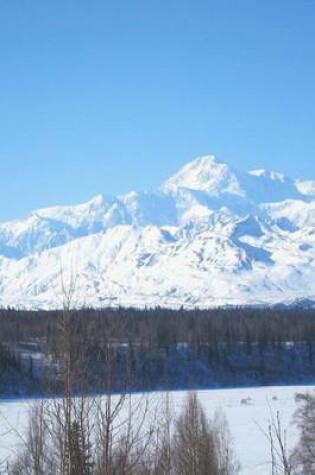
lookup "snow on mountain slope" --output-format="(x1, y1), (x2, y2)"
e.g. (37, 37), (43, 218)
(243, 169), (304, 203)
(0, 154), (314, 309)
(162, 155), (244, 196)
(296, 179), (315, 196)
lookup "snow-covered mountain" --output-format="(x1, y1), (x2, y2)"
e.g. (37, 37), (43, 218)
(1, 155), (315, 309)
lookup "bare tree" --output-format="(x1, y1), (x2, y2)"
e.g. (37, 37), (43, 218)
(7, 401), (54, 475)
(172, 392), (219, 475)
(153, 392), (172, 474)
(212, 409), (240, 475)
(259, 407), (293, 475)
(7, 268), (158, 475)
(291, 391), (315, 474)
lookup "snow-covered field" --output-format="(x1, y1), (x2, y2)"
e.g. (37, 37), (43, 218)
(193, 385), (304, 474)
(0, 385), (312, 474)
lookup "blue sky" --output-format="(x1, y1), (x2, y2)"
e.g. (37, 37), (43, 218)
(1, 0), (315, 220)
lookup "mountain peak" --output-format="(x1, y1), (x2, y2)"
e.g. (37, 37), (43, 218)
(189, 154), (222, 167)
(249, 169), (286, 182)
(0, 152), (315, 309)
(162, 155), (244, 196)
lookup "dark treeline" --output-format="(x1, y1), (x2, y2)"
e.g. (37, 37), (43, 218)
(1, 305), (315, 396)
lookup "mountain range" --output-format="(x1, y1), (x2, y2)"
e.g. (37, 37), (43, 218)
(1, 155), (315, 309)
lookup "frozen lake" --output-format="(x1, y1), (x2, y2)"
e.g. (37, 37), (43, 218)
(0, 385), (313, 474)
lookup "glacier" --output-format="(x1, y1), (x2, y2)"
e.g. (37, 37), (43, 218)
(0, 154), (315, 309)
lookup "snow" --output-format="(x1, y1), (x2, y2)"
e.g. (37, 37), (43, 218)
(0, 154), (314, 309)
(0, 385), (312, 474)
(162, 155), (244, 196)
(296, 179), (315, 196)
(249, 169), (288, 183)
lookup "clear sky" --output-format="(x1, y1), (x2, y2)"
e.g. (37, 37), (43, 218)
(1, 0), (315, 221)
